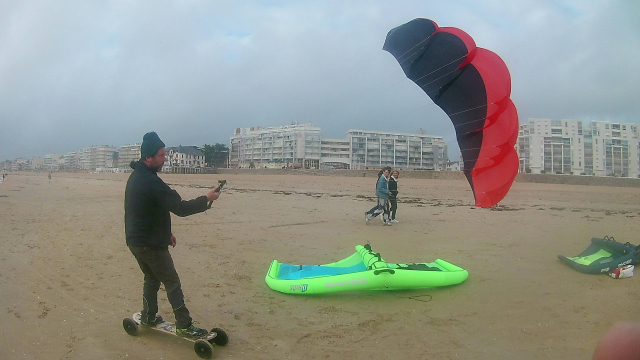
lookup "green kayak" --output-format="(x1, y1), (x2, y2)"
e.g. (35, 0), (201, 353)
(265, 244), (468, 295)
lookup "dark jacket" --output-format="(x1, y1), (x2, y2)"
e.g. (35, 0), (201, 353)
(125, 161), (208, 248)
(388, 176), (398, 199)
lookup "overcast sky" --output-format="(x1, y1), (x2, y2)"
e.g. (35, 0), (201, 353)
(1, 0), (639, 161)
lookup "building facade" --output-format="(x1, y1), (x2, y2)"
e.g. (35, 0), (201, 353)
(587, 121), (640, 177)
(118, 144), (141, 172)
(43, 154), (63, 171)
(518, 119), (640, 177)
(347, 129), (447, 170)
(229, 124), (448, 170)
(63, 152), (81, 171)
(523, 118), (584, 175)
(229, 123), (322, 169)
(164, 146), (205, 174)
(79, 145), (117, 171)
(320, 138), (351, 169)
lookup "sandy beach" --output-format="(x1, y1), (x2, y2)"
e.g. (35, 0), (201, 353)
(1, 171), (639, 360)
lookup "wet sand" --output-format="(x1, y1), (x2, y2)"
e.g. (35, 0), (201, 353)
(0, 172), (639, 359)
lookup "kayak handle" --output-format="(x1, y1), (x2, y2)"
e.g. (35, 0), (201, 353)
(373, 269), (396, 275)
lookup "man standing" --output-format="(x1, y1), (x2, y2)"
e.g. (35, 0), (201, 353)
(125, 131), (220, 338)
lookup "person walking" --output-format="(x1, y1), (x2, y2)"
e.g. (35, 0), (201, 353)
(365, 167), (392, 226)
(388, 170), (399, 223)
(125, 131), (221, 339)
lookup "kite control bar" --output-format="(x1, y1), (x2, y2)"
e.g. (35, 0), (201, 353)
(207, 179), (226, 209)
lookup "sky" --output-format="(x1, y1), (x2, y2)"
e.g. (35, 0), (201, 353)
(1, 0), (639, 161)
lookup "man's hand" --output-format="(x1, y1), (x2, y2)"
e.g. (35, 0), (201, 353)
(206, 189), (220, 202)
(170, 234), (177, 248)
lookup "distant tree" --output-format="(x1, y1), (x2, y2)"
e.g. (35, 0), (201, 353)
(203, 143), (229, 168)
(249, 161), (255, 169)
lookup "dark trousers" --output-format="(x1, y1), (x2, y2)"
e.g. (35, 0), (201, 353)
(367, 198), (390, 222)
(390, 198), (397, 220)
(128, 246), (192, 328)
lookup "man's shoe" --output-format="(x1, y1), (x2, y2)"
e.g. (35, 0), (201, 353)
(141, 314), (164, 327)
(383, 221), (392, 226)
(390, 219), (399, 223)
(176, 323), (209, 339)
(365, 212), (372, 224)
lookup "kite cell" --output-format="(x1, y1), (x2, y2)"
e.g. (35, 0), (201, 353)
(383, 18), (519, 207)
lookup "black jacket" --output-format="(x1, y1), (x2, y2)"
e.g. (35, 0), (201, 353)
(125, 161), (208, 248)
(388, 177), (398, 199)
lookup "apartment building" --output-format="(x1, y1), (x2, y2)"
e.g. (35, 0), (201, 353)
(43, 154), (63, 171)
(587, 121), (640, 177)
(164, 146), (205, 174)
(319, 138), (351, 169)
(518, 119), (640, 177)
(118, 144), (141, 171)
(229, 124), (448, 170)
(31, 158), (44, 171)
(12, 158), (30, 171)
(524, 118), (584, 175)
(347, 129), (447, 170)
(230, 123), (322, 169)
(63, 152), (81, 171)
(79, 145), (117, 171)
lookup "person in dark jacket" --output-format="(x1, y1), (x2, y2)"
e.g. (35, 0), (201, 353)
(125, 131), (221, 339)
(388, 170), (399, 223)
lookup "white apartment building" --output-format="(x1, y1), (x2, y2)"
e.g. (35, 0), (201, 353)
(230, 123), (322, 169)
(63, 152), (81, 171)
(164, 146), (205, 174)
(31, 157), (44, 171)
(523, 118), (585, 175)
(320, 138), (351, 169)
(347, 130), (447, 170)
(229, 124), (448, 170)
(587, 121), (640, 177)
(43, 154), (63, 171)
(13, 158), (30, 171)
(518, 119), (640, 177)
(79, 145), (117, 171)
(118, 144), (141, 171)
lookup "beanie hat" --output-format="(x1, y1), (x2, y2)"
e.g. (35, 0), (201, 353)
(140, 131), (166, 158)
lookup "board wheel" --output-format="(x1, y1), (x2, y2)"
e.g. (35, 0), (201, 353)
(210, 327), (229, 346)
(123, 318), (138, 336)
(194, 339), (213, 359)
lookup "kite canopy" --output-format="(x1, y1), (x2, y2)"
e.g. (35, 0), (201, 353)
(383, 18), (519, 208)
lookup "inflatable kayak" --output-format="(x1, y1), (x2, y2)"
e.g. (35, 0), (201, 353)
(265, 244), (468, 295)
(558, 237), (640, 274)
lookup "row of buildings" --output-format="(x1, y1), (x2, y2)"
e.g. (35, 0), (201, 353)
(4, 118), (640, 178)
(229, 119), (640, 177)
(2, 144), (206, 174)
(229, 123), (448, 170)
